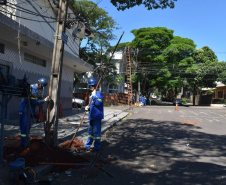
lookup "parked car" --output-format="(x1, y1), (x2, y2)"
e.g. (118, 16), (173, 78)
(72, 98), (85, 108)
(173, 98), (182, 105)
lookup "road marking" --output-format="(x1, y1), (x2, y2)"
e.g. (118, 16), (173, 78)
(213, 119), (220, 122)
(190, 111), (198, 115)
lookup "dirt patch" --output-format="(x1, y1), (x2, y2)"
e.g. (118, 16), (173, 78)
(3, 136), (87, 172)
(178, 120), (200, 125)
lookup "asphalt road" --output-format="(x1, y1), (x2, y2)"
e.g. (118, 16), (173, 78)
(52, 105), (226, 185)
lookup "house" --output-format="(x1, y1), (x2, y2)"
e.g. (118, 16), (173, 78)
(201, 82), (226, 99)
(211, 82), (226, 99)
(0, 0), (93, 119)
(74, 51), (126, 93)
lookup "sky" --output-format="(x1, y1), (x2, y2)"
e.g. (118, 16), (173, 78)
(90, 0), (226, 62)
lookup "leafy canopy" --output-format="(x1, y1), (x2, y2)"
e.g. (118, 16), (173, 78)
(69, 0), (119, 53)
(111, 0), (177, 11)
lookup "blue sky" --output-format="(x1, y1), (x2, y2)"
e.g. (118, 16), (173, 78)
(90, 0), (226, 62)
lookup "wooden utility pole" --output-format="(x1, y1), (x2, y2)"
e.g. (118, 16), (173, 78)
(46, 0), (69, 146)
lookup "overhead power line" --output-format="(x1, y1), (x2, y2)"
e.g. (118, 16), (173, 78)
(0, 8), (58, 22)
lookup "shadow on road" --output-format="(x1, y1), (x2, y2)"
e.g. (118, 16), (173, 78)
(98, 118), (226, 185)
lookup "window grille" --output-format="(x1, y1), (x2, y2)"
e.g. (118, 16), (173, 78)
(24, 53), (46, 67)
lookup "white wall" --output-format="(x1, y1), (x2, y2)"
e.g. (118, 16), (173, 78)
(1, 0), (80, 57)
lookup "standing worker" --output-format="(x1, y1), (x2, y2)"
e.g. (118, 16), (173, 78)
(143, 96), (147, 106)
(84, 78), (104, 152)
(149, 96), (152, 106)
(18, 78), (49, 147)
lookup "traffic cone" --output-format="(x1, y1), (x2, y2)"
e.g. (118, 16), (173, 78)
(38, 105), (44, 122)
(59, 104), (63, 118)
(175, 103), (179, 111)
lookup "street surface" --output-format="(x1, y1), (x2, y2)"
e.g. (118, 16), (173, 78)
(52, 105), (226, 185)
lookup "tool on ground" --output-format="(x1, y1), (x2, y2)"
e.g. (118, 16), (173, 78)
(85, 152), (101, 174)
(39, 162), (89, 166)
(80, 153), (114, 178)
(68, 32), (124, 148)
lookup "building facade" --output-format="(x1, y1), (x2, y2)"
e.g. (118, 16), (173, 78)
(0, 0), (93, 119)
(74, 51), (126, 93)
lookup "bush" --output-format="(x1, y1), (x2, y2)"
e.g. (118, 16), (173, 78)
(104, 103), (111, 107)
(151, 99), (158, 104)
(211, 98), (226, 104)
(182, 98), (189, 104)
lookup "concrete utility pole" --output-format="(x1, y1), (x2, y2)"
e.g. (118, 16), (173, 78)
(46, 0), (69, 146)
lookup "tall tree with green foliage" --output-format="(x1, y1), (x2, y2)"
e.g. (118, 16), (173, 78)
(110, 0), (177, 11)
(217, 62), (226, 84)
(186, 46), (219, 105)
(69, 0), (119, 60)
(69, 0), (121, 87)
(131, 27), (174, 96)
(160, 36), (196, 96)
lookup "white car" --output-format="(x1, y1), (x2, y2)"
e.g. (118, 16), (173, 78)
(72, 98), (85, 108)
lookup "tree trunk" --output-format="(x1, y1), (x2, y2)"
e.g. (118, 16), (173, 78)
(175, 86), (177, 98)
(193, 85), (196, 106)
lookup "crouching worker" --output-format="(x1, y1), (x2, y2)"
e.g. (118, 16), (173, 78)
(84, 78), (104, 152)
(18, 78), (49, 147)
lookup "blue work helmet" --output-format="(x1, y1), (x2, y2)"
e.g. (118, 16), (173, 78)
(88, 78), (97, 86)
(38, 78), (47, 87)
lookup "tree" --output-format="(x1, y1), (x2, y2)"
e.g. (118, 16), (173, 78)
(160, 36), (196, 97)
(217, 62), (226, 84)
(186, 46), (219, 105)
(69, 0), (119, 54)
(130, 27), (174, 97)
(69, 0), (121, 87)
(110, 0), (177, 11)
(107, 42), (131, 52)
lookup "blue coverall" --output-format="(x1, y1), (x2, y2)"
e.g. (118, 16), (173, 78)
(18, 84), (44, 147)
(85, 91), (104, 150)
(139, 96), (142, 102)
(142, 97), (146, 106)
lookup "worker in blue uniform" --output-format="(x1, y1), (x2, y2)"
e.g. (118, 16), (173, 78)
(139, 95), (142, 102)
(84, 78), (104, 151)
(18, 78), (49, 147)
(143, 96), (147, 106)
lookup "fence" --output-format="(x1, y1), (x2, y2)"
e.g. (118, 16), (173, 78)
(73, 92), (129, 106)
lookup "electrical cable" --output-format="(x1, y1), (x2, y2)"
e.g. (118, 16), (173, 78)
(0, 9), (58, 22)
(1, 4), (80, 22)
(6, 2), (57, 20)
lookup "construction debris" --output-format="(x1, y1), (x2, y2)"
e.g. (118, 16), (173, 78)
(3, 136), (87, 172)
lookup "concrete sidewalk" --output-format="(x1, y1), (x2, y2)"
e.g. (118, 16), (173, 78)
(2, 106), (130, 144)
(0, 106), (130, 185)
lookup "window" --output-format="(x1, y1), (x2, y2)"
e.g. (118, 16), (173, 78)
(24, 53), (46, 67)
(218, 91), (223, 98)
(0, 64), (9, 84)
(0, 43), (5, 54)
